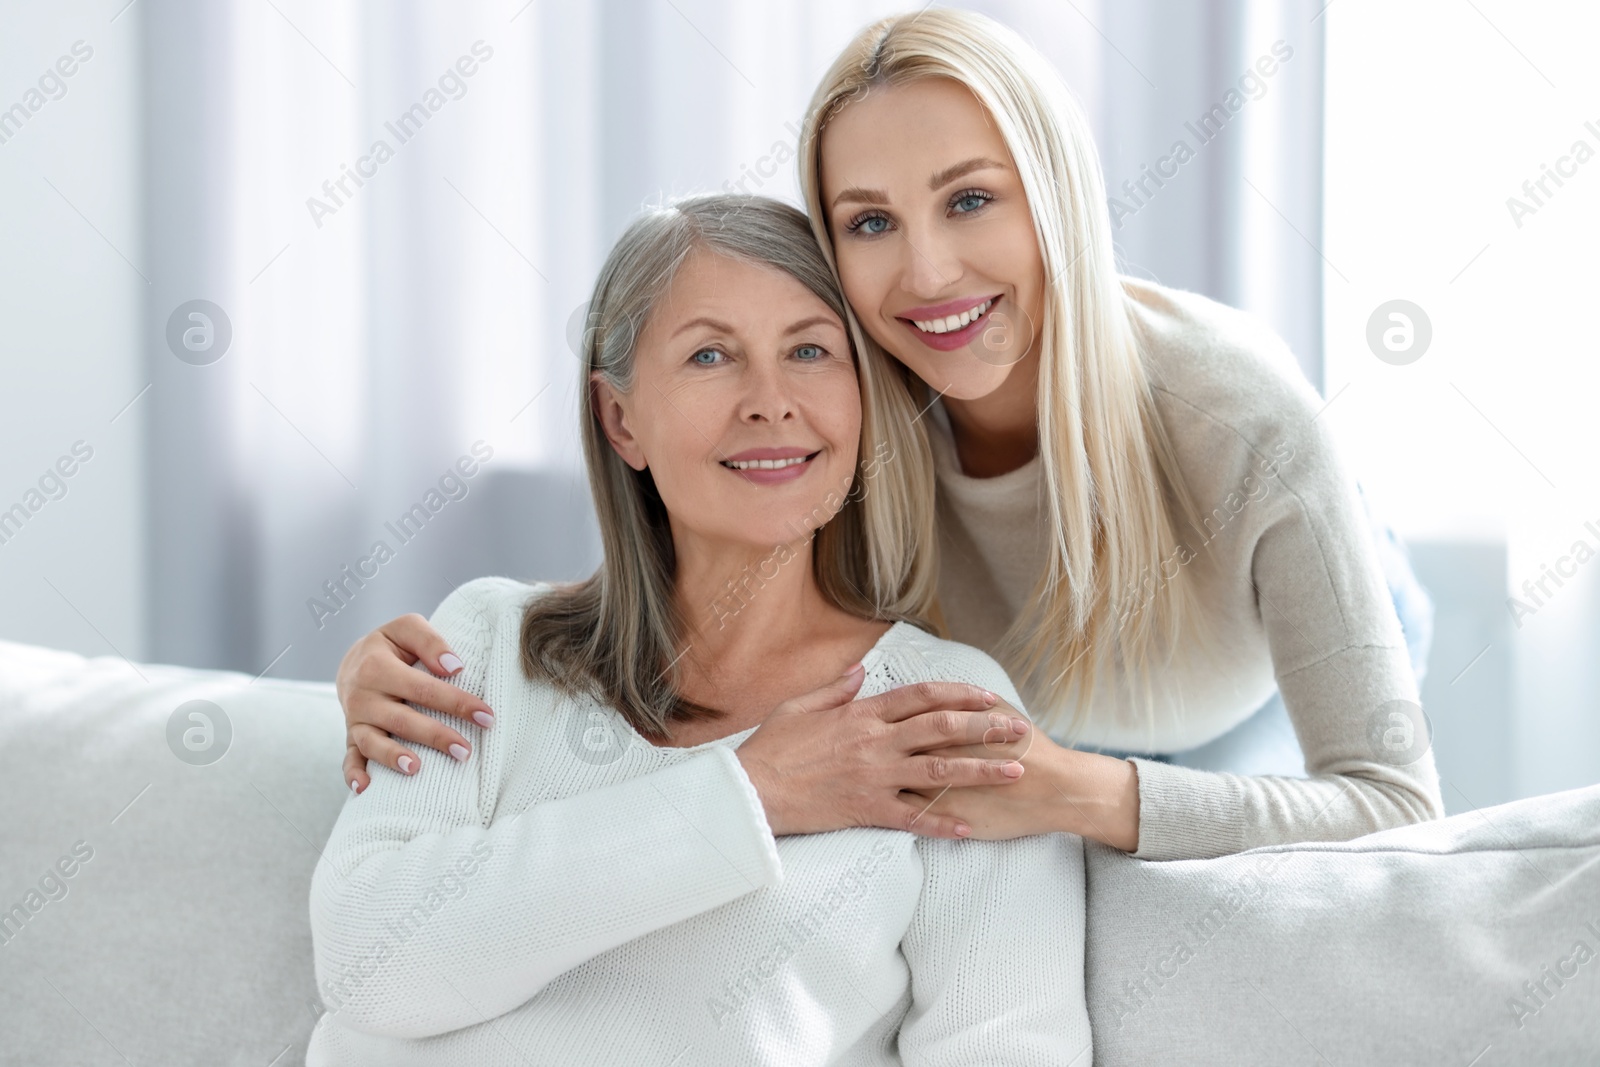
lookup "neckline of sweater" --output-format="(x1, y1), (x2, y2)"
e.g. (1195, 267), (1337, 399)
(925, 397), (1043, 500)
(610, 620), (924, 755)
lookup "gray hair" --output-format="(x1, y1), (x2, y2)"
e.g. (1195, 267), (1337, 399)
(520, 194), (937, 739)
(585, 195), (848, 393)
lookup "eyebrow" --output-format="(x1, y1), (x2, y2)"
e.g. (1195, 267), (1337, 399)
(670, 316), (734, 339)
(670, 314), (841, 339)
(785, 315), (841, 335)
(830, 186), (890, 210)
(829, 156), (1009, 210)
(928, 156), (1007, 190)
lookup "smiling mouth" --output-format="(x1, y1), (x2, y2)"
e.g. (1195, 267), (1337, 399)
(719, 451), (819, 471)
(904, 296), (999, 335)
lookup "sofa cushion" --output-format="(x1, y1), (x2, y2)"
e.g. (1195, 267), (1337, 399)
(0, 640), (348, 1066)
(1085, 784), (1600, 1065)
(5, 637), (1597, 1065)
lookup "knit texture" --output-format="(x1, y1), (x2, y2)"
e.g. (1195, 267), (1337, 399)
(931, 275), (1445, 862)
(307, 576), (1091, 1065)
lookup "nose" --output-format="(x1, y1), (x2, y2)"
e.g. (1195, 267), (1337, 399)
(739, 354), (798, 424)
(900, 219), (964, 300)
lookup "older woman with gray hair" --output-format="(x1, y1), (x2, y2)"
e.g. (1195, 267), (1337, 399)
(306, 194), (1090, 1065)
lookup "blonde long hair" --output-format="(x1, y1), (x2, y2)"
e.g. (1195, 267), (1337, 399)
(521, 194), (941, 740)
(799, 10), (1206, 740)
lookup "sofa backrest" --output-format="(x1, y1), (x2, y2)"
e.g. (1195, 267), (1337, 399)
(0, 640), (347, 1065)
(4, 638), (1597, 1065)
(1084, 774), (1600, 1063)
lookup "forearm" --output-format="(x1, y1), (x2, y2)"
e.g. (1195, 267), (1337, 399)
(1122, 645), (1441, 861)
(1129, 639), (1442, 861)
(1125, 753), (1442, 861)
(310, 747), (782, 1037)
(1040, 744), (1141, 852)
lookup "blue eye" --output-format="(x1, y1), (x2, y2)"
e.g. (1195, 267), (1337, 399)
(848, 213), (890, 236)
(795, 344), (824, 360)
(951, 190), (992, 214)
(692, 348), (725, 365)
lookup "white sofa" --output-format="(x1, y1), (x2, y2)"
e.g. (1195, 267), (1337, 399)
(2, 638), (1596, 1065)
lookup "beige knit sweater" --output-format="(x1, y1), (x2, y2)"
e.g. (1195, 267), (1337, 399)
(931, 275), (1445, 861)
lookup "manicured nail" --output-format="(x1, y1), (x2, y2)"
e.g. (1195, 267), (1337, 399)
(398, 756), (415, 774)
(471, 710), (494, 728)
(982, 689), (999, 704)
(954, 824), (971, 837)
(1012, 717), (1030, 734)
(999, 761), (1024, 778)
(439, 652), (464, 674)
(349, 779), (361, 795)
(448, 743), (470, 762)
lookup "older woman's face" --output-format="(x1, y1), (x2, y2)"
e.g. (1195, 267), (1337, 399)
(594, 247), (861, 552)
(819, 76), (1046, 400)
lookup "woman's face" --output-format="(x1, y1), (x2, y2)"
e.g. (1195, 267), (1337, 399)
(819, 76), (1046, 401)
(594, 247), (861, 554)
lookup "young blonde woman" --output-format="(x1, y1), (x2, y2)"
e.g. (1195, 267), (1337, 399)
(333, 10), (1443, 862)
(307, 194), (1090, 1063)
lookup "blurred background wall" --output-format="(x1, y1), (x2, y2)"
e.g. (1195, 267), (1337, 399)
(1, 0), (1595, 809)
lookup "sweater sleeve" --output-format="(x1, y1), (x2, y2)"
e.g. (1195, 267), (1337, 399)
(1132, 352), (1446, 862)
(308, 578), (783, 1038)
(898, 834), (1093, 1065)
(895, 646), (1094, 1065)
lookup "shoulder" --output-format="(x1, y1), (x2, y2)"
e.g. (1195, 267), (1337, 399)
(425, 577), (573, 709)
(1121, 274), (1323, 448)
(428, 576), (557, 646)
(1120, 275), (1362, 517)
(867, 623), (1027, 714)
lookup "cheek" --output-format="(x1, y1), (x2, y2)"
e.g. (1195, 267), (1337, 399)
(835, 248), (882, 313)
(1005, 224), (1047, 307)
(820, 374), (864, 449)
(800, 360), (859, 416)
(632, 399), (711, 485)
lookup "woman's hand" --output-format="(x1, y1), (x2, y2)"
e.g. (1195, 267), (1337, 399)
(337, 614), (496, 794)
(733, 666), (1033, 840)
(902, 721), (1143, 850)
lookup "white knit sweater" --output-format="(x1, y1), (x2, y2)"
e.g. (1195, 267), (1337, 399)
(307, 576), (1092, 1065)
(931, 274), (1445, 862)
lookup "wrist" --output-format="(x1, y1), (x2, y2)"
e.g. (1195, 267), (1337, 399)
(1046, 746), (1141, 852)
(734, 749), (789, 837)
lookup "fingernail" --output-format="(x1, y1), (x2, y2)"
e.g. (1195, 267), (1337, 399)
(448, 743), (470, 762)
(1000, 761), (1024, 778)
(1012, 717), (1030, 734)
(982, 689), (999, 704)
(841, 662), (864, 680)
(398, 756), (415, 774)
(349, 779), (361, 795)
(471, 710), (494, 728)
(439, 652), (464, 674)
(955, 824), (972, 837)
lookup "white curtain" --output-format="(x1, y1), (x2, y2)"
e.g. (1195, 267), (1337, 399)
(140, 0), (1326, 678)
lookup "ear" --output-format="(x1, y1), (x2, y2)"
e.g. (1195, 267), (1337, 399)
(590, 374), (648, 471)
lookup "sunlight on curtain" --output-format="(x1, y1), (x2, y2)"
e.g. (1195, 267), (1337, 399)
(1325, 0), (1600, 796)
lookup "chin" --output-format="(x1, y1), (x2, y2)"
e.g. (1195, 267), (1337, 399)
(903, 364), (1014, 402)
(938, 376), (1012, 401)
(876, 348), (1008, 401)
(727, 520), (820, 555)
